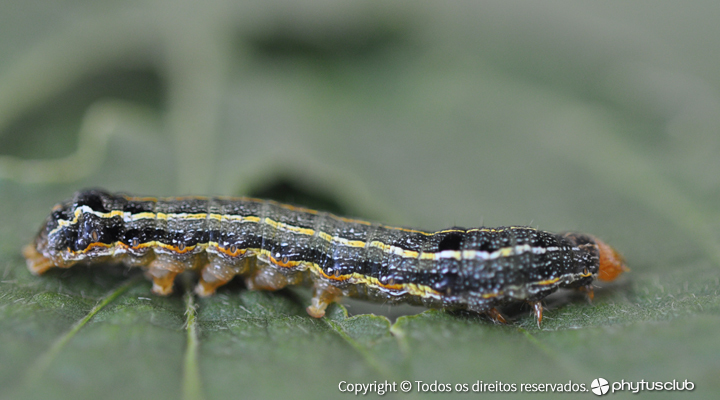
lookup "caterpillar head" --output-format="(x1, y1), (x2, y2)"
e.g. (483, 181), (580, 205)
(25, 189), (116, 274)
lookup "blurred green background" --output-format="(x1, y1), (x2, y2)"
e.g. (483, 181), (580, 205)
(1, 1), (719, 399)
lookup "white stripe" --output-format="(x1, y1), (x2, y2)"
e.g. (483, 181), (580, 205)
(52, 207), (581, 263)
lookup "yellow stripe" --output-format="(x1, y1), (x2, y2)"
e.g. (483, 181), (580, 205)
(256, 248), (443, 300)
(50, 205), (546, 262)
(62, 239), (592, 302)
(264, 218), (315, 236)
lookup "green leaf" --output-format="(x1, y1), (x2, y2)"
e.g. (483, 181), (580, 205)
(1, 2), (719, 399)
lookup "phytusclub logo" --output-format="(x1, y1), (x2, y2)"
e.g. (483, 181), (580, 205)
(591, 378), (609, 396)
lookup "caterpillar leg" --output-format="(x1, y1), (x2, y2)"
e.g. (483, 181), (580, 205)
(23, 245), (56, 275)
(485, 307), (508, 324)
(195, 262), (243, 297)
(146, 259), (185, 295)
(577, 284), (594, 302)
(244, 261), (302, 291)
(528, 300), (543, 328)
(306, 282), (342, 318)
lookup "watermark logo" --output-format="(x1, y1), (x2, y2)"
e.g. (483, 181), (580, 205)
(591, 378), (609, 396)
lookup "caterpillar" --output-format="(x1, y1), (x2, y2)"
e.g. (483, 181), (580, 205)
(24, 189), (626, 326)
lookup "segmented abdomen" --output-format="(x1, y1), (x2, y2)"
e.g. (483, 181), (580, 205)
(27, 189), (623, 322)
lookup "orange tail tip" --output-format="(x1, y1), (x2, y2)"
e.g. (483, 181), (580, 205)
(595, 238), (628, 282)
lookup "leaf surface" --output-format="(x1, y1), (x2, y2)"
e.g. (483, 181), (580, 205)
(1, 2), (718, 399)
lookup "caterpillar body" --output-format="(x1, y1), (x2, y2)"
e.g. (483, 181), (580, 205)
(24, 189), (626, 326)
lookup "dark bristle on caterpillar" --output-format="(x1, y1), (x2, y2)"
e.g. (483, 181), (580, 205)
(23, 189), (627, 326)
